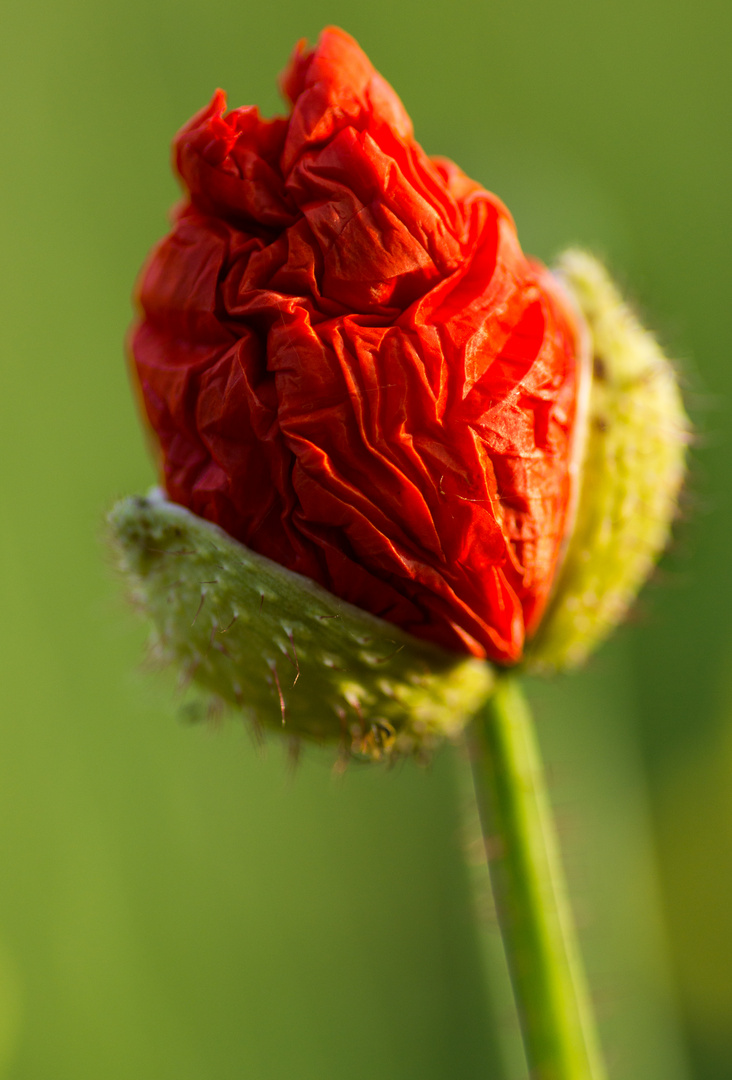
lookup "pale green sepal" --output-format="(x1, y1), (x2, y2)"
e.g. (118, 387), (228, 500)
(109, 491), (494, 759)
(527, 250), (689, 671)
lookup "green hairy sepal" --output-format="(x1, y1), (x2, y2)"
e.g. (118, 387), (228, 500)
(108, 493), (495, 760)
(528, 250), (689, 671)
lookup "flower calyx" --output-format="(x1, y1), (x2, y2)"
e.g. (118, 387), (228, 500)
(109, 491), (494, 760)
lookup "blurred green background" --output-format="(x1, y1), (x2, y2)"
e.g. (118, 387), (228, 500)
(0, 0), (730, 1076)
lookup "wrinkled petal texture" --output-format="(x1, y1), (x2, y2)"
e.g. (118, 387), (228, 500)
(132, 27), (581, 663)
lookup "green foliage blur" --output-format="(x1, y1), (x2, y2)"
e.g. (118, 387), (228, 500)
(0, 0), (729, 1076)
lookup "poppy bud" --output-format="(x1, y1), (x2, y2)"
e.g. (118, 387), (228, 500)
(112, 28), (687, 756)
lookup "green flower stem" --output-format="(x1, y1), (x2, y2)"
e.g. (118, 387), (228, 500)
(468, 674), (606, 1080)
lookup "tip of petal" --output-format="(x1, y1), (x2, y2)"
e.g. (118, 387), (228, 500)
(278, 27), (412, 173)
(173, 89), (236, 174)
(279, 27), (372, 106)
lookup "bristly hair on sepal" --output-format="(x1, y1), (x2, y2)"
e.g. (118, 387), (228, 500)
(527, 250), (690, 671)
(108, 490), (495, 762)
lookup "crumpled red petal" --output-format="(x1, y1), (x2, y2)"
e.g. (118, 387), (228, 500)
(131, 26), (582, 664)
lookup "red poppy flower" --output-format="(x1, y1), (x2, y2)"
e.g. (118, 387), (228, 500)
(131, 26), (584, 664)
